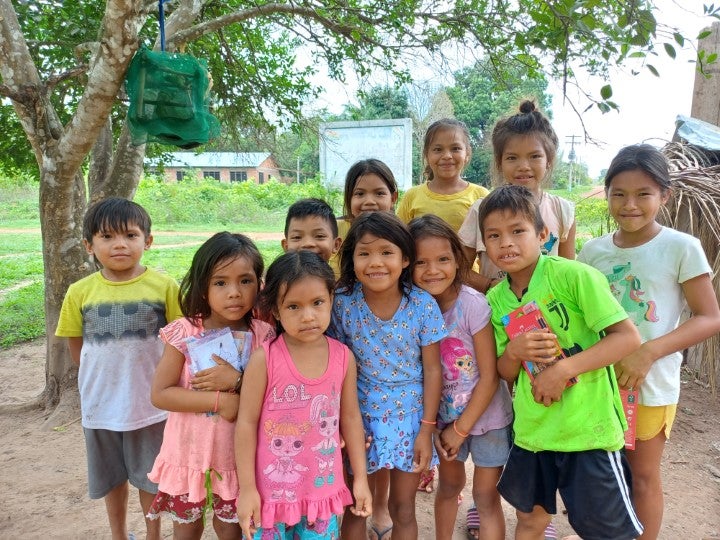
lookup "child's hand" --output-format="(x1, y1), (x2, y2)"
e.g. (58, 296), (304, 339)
(237, 490), (261, 539)
(191, 354), (240, 392)
(432, 429), (450, 460)
(438, 425), (464, 458)
(217, 392), (240, 422)
(349, 476), (372, 517)
(531, 363), (570, 406)
(411, 429), (433, 472)
(506, 330), (559, 364)
(614, 344), (654, 390)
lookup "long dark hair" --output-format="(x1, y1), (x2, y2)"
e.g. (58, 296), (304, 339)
(180, 232), (263, 327)
(336, 211), (414, 296)
(408, 214), (470, 288)
(259, 251), (336, 337)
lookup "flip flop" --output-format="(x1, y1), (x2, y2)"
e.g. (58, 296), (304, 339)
(370, 524), (393, 540)
(544, 521), (558, 539)
(417, 466), (435, 492)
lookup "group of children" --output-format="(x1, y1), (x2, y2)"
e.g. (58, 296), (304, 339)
(55, 101), (720, 540)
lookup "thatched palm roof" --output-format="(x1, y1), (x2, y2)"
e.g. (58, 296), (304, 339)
(660, 142), (720, 392)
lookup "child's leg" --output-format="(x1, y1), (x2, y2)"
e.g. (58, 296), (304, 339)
(138, 489), (161, 540)
(434, 459), (465, 540)
(341, 471), (375, 538)
(388, 469), (421, 540)
(515, 506), (552, 540)
(172, 520), (204, 540)
(370, 468), (392, 539)
(471, 466), (504, 540)
(212, 515), (243, 540)
(104, 481), (129, 540)
(626, 433), (667, 539)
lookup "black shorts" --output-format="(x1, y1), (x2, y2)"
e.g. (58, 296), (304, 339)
(497, 445), (643, 540)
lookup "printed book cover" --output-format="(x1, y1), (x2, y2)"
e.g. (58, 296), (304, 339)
(501, 301), (578, 387)
(620, 388), (638, 450)
(185, 327), (251, 375)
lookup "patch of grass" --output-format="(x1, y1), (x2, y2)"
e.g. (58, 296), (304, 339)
(0, 254), (44, 289)
(0, 281), (46, 347)
(0, 233), (42, 255)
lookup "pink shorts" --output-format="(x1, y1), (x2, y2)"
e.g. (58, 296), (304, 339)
(147, 491), (237, 524)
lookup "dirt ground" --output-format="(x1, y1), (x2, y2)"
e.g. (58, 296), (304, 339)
(0, 339), (719, 539)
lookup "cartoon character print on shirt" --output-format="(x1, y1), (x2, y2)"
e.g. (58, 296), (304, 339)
(542, 232), (558, 255)
(309, 389), (340, 488)
(263, 418), (310, 502)
(605, 262), (659, 324)
(439, 337), (475, 420)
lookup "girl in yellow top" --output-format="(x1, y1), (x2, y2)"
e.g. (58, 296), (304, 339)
(398, 119), (488, 232)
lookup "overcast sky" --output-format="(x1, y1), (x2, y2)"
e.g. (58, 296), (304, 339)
(307, 0), (713, 179)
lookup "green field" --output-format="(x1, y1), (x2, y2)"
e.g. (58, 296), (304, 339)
(0, 178), (608, 348)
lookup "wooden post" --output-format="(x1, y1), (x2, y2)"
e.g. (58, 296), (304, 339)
(691, 21), (720, 126)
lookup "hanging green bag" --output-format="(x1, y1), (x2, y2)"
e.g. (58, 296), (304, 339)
(125, 45), (221, 148)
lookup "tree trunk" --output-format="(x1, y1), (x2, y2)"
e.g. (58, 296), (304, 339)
(39, 165), (92, 428)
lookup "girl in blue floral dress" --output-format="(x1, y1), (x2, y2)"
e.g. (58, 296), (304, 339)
(328, 211), (446, 539)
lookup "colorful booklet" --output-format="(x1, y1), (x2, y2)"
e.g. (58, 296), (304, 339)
(620, 388), (638, 450)
(501, 301), (578, 387)
(185, 327), (252, 375)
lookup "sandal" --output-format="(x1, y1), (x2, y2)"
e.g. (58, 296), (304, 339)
(369, 524), (393, 540)
(544, 521), (558, 539)
(417, 466), (436, 493)
(466, 505), (479, 540)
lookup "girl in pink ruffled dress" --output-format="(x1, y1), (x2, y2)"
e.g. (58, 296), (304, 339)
(147, 233), (274, 539)
(235, 250), (371, 539)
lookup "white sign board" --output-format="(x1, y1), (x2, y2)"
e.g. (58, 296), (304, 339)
(319, 119), (413, 190)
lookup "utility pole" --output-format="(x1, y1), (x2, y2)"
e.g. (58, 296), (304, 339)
(566, 135), (580, 192)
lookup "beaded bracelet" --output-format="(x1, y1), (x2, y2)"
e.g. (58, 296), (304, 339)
(213, 390), (220, 413)
(453, 420), (469, 438)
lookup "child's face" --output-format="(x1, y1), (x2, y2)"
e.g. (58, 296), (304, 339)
(274, 276), (332, 344)
(282, 216), (341, 262)
(205, 255), (258, 330)
(607, 169), (669, 241)
(83, 224), (152, 282)
(350, 173), (397, 217)
(413, 236), (458, 303)
(499, 135), (549, 193)
(482, 209), (547, 277)
(353, 233), (409, 296)
(425, 127), (469, 184)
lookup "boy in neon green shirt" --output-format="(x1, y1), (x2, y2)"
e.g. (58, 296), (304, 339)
(478, 185), (643, 540)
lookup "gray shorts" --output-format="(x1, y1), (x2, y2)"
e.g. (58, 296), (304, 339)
(454, 425), (512, 468)
(83, 421), (165, 499)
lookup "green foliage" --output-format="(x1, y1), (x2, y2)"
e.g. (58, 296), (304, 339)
(340, 86), (410, 121)
(135, 177), (342, 228)
(0, 282), (46, 347)
(447, 59), (552, 186)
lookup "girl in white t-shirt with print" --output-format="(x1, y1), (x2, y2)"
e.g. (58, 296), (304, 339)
(579, 144), (720, 539)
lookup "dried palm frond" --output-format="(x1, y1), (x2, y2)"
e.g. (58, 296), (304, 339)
(660, 143), (720, 394)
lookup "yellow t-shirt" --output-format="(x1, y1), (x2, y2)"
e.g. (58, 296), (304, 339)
(329, 217), (352, 278)
(397, 182), (489, 232)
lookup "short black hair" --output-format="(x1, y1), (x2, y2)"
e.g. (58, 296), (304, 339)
(284, 198), (339, 238)
(477, 185), (545, 239)
(83, 197), (152, 243)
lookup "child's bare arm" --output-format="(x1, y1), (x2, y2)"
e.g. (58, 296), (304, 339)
(414, 341), (442, 472)
(497, 330), (558, 384)
(67, 337), (83, 366)
(439, 323), (498, 457)
(340, 353), (372, 517)
(151, 343), (236, 416)
(616, 273), (720, 389)
(235, 348), (267, 538)
(558, 221), (577, 260)
(532, 319), (640, 406)
(190, 354), (242, 392)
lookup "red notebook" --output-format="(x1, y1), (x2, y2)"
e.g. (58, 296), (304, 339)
(501, 301), (578, 387)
